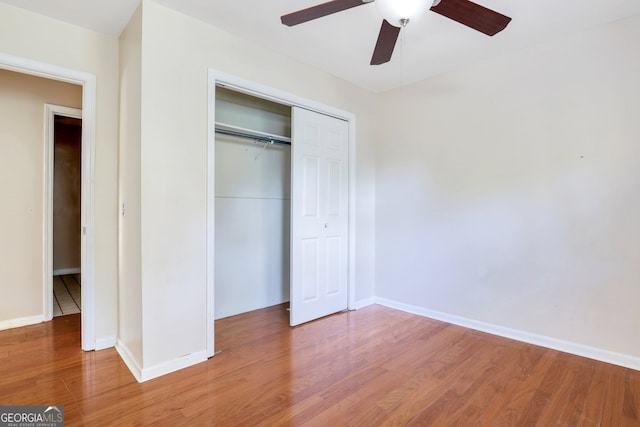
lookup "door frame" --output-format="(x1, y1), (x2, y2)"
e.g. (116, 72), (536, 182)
(44, 104), (82, 318)
(0, 52), (97, 351)
(207, 69), (357, 357)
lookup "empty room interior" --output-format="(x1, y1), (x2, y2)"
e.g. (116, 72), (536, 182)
(1, 0), (639, 424)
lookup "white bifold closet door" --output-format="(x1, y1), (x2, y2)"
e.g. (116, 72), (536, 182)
(290, 107), (349, 326)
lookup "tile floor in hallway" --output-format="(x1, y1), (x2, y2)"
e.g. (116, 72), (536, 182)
(53, 274), (81, 316)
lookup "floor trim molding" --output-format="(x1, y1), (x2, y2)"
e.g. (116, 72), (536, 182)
(139, 350), (208, 383)
(352, 297), (375, 310)
(115, 341), (208, 383)
(95, 336), (117, 351)
(115, 340), (143, 382)
(375, 297), (640, 371)
(0, 315), (44, 331)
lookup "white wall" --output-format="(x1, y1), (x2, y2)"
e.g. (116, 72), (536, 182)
(142, 0), (377, 305)
(216, 87), (291, 137)
(0, 70), (81, 324)
(375, 15), (640, 361)
(215, 89), (292, 318)
(118, 3), (144, 367)
(126, 0), (377, 375)
(0, 3), (119, 341)
(215, 135), (291, 318)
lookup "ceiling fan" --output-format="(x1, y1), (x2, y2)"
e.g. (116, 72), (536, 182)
(281, 0), (512, 65)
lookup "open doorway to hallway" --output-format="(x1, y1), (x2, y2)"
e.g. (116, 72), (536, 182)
(1, 52), (97, 351)
(0, 68), (83, 334)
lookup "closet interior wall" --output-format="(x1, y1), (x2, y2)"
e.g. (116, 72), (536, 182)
(214, 87), (292, 319)
(53, 116), (82, 274)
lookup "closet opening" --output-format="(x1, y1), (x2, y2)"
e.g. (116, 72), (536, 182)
(213, 87), (292, 327)
(52, 114), (82, 317)
(208, 71), (355, 358)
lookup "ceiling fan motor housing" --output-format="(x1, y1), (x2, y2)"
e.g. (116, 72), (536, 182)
(375, 0), (433, 27)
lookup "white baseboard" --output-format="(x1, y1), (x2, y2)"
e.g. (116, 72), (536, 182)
(375, 297), (640, 372)
(0, 315), (44, 331)
(115, 340), (208, 383)
(95, 335), (117, 351)
(53, 268), (81, 276)
(115, 340), (143, 382)
(352, 297), (375, 310)
(139, 350), (208, 382)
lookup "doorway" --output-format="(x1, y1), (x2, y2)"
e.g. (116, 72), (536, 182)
(207, 70), (357, 358)
(1, 52), (97, 350)
(45, 105), (83, 322)
(51, 113), (82, 317)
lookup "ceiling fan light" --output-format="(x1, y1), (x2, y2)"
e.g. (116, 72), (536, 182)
(375, 0), (431, 27)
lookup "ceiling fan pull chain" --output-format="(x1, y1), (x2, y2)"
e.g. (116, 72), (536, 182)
(400, 23), (406, 86)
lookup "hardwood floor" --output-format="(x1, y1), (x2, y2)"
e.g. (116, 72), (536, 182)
(1, 304), (638, 426)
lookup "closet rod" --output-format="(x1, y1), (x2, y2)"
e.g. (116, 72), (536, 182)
(214, 126), (291, 146)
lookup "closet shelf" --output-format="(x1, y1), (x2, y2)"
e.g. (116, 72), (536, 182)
(215, 122), (291, 145)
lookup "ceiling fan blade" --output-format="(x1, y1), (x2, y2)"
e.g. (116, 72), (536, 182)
(370, 20), (401, 65)
(430, 0), (511, 36)
(281, 0), (368, 26)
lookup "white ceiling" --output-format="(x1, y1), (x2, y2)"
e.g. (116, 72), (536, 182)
(3, 0), (640, 92)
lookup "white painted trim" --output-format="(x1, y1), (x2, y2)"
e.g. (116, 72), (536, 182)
(0, 52), (97, 351)
(45, 104), (82, 322)
(352, 297), (375, 310)
(95, 335), (117, 351)
(375, 297), (640, 371)
(53, 268), (81, 276)
(139, 350), (208, 383)
(0, 315), (44, 331)
(80, 76), (97, 352)
(118, 339), (207, 383)
(347, 117), (357, 311)
(115, 340), (143, 382)
(207, 69), (358, 347)
(0, 54), (90, 86)
(213, 71), (355, 122)
(206, 69), (216, 358)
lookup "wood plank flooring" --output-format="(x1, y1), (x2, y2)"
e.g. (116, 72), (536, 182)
(0, 304), (638, 426)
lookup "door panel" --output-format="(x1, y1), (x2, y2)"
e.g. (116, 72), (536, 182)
(327, 159), (342, 216)
(302, 157), (320, 217)
(301, 238), (319, 301)
(290, 107), (349, 326)
(326, 236), (341, 295)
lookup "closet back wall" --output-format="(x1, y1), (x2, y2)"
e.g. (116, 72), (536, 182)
(214, 88), (292, 319)
(53, 117), (82, 274)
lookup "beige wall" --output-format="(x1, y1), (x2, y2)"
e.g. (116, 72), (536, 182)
(0, 3), (119, 341)
(375, 15), (640, 360)
(118, 3), (144, 365)
(0, 69), (81, 322)
(114, 0), (378, 376)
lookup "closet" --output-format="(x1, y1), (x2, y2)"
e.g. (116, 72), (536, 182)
(214, 87), (292, 319)
(211, 79), (351, 328)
